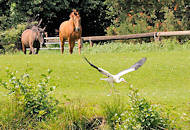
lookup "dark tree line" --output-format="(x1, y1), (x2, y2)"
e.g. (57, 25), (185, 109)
(1, 0), (190, 48)
(0, 0), (110, 37)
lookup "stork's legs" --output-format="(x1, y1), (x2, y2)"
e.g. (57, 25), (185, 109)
(107, 82), (113, 96)
(100, 78), (120, 96)
(107, 81), (120, 96)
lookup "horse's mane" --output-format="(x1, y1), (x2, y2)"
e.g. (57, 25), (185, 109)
(69, 9), (80, 19)
(31, 26), (39, 32)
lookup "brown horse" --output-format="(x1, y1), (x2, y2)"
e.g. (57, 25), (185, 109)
(59, 9), (82, 54)
(21, 26), (45, 54)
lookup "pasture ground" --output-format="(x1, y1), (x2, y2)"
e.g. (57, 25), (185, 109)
(0, 41), (190, 129)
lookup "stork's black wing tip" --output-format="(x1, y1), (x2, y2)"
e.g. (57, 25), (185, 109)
(83, 56), (87, 60)
(83, 57), (99, 69)
(83, 56), (89, 63)
(142, 57), (147, 62)
(132, 57), (147, 70)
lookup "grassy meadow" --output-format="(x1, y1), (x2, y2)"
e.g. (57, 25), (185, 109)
(0, 41), (190, 129)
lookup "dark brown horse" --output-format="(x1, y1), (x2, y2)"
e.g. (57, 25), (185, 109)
(21, 26), (45, 54)
(59, 9), (82, 54)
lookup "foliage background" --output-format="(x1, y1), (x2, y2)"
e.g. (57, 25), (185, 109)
(1, 0), (190, 47)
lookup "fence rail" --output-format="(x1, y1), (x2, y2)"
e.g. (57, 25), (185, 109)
(82, 31), (190, 41)
(43, 30), (190, 49)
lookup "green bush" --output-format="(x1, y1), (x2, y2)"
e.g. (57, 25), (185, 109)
(114, 86), (177, 129)
(0, 23), (27, 52)
(0, 68), (58, 129)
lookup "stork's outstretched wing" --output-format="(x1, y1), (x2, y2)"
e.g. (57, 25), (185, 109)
(116, 57), (147, 77)
(84, 57), (113, 77)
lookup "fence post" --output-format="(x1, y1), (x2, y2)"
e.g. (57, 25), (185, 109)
(89, 38), (94, 47)
(154, 32), (160, 42)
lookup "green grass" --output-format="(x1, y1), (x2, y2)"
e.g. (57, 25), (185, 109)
(0, 41), (190, 129)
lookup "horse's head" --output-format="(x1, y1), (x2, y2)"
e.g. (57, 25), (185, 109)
(32, 26), (46, 45)
(70, 9), (81, 32)
(38, 27), (46, 46)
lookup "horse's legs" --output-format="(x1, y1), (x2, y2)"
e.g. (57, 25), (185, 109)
(60, 40), (65, 54)
(29, 43), (35, 54)
(29, 51), (32, 55)
(36, 47), (39, 54)
(35, 43), (40, 54)
(69, 40), (75, 54)
(77, 38), (82, 54)
(22, 44), (26, 54)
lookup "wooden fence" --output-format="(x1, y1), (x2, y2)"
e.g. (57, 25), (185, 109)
(43, 31), (190, 49)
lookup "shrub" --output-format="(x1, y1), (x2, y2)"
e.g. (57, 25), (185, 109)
(114, 86), (177, 129)
(0, 68), (58, 129)
(0, 23), (27, 52)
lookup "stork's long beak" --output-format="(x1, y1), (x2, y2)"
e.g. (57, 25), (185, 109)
(123, 80), (127, 83)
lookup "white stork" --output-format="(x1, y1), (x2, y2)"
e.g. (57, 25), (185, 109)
(84, 57), (147, 85)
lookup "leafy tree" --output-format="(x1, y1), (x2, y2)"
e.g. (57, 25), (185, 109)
(104, 0), (190, 42)
(0, 0), (110, 36)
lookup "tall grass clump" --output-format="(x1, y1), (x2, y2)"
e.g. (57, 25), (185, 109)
(39, 100), (105, 129)
(63, 103), (88, 129)
(114, 86), (177, 129)
(0, 68), (58, 129)
(50, 100), (104, 130)
(62, 102), (90, 129)
(102, 97), (126, 129)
